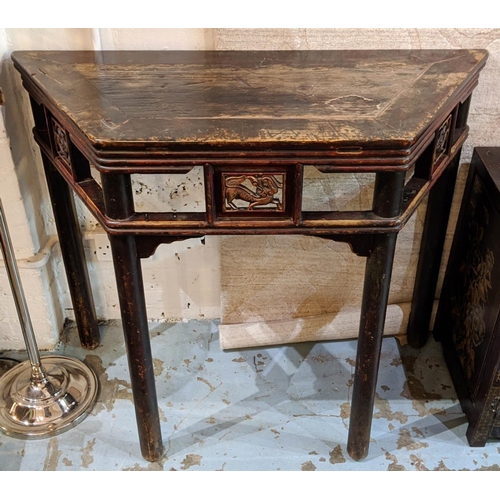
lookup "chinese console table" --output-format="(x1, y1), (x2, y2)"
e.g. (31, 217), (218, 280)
(11, 49), (488, 462)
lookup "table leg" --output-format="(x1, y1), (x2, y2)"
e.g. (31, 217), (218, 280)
(108, 234), (164, 462)
(347, 232), (398, 460)
(406, 152), (461, 348)
(41, 154), (100, 349)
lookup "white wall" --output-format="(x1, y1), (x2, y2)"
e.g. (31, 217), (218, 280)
(0, 29), (99, 349)
(0, 28), (220, 350)
(95, 28), (215, 50)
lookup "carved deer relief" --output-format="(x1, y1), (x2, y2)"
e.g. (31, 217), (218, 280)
(223, 174), (284, 211)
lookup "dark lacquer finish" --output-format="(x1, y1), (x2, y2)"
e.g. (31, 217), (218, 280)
(407, 151), (462, 348)
(11, 49), (488, 462)
(347, 171), (404, 460)
(435, 147), (500, 447)
(40, 152), (100, 349)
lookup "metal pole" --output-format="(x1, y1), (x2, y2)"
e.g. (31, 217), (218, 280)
(0, 197), (98, 439)
(0, 199), (43, 375)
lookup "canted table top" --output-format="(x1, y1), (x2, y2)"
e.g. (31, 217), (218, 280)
(12, 50), (487, 153)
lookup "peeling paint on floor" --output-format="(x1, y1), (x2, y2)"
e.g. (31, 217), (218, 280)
(385, 451), (407, 471)
(181, 454), (202, 470)
(396, 428), (428, 451)
(43, 438), (61, 471)
(1, 320), (500, 470)
(329, 445), (346, 464)
(301, 460), (316, 471)
(81, 438), (96, 468)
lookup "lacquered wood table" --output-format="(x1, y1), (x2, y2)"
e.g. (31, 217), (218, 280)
(12, 49), (487, 462)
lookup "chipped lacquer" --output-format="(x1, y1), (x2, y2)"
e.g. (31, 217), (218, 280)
(11, 49), (488, 462)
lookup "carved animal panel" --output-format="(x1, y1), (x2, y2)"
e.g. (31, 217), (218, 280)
(222, 173), (285, 212)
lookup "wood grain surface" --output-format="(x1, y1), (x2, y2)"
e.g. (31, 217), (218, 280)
(12, 50), (487, 151)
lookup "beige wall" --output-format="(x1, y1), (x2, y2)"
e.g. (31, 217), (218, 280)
(215, 29), (500, 348)
(0, 29), (219, 349)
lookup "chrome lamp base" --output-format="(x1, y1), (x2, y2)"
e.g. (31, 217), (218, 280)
(0, 355), (98, 439)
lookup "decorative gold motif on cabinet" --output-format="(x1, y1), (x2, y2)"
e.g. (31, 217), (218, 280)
(432, 114), (452, 167)
(52, 119), (71, 165)
(222, 173), (285, 211)
(451, 177), (495, 380)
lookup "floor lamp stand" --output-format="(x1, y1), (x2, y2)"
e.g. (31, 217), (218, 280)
(0, 199), (98, 438)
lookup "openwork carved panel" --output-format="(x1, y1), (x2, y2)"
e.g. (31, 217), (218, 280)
(222, 173), (285, 212)
(51, 118), (71, 166)
(432, 114), (452, 168)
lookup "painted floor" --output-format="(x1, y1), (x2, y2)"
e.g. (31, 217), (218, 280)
(0, 319), (499, 471)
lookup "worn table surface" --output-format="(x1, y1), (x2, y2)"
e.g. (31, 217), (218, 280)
(12, 49), (487, 152)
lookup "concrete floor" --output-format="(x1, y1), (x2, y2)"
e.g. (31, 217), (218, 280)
(0, 319), (499, 471)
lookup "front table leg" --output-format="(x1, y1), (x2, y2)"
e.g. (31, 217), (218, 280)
(347, 232), (399, 460)
(108, 234), (163, 462)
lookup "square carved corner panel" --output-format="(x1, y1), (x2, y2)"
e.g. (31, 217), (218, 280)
(432, 114), (453, 170)
(51, 117), (71, 167)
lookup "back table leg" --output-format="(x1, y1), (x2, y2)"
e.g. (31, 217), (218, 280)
(407, 152), (461, 348)
(41, 154), (100, 349)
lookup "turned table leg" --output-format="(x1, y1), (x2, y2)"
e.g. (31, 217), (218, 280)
(347, 171), (404, 460)
(108, 234), (164, 462)
(347, 232), (398, 460)
(101, 172), (163, 461)
(41, 153), (100, 349)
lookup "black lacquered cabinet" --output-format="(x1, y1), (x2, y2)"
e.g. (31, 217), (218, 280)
(436, 147), (500, 446)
